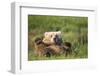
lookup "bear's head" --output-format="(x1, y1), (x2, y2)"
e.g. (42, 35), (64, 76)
(42, 31), (62, 45)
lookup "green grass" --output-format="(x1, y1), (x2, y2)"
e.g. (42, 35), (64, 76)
(28, 15), (88, 61)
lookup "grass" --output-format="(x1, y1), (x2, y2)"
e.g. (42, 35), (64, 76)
(28, 15), (88, 61)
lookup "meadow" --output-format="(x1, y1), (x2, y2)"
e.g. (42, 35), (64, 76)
(28, 15), (88, 61)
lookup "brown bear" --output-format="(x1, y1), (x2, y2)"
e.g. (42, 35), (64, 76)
(34, 31), (72, 57)
(34, 31), (63, 57)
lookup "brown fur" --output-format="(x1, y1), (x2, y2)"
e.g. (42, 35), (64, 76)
(34, 38), (47, 57)
(45, 44), (71, 57)
(34, 37), (72, 57)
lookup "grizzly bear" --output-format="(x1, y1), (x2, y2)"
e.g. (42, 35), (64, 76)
(34, 31), (72, 57)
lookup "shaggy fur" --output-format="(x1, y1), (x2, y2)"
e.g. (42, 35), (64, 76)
(34, 37), (72, 57)
(34, 38), (47, 57)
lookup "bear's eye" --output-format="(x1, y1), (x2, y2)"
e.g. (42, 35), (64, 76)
(50, 35), (52, 37)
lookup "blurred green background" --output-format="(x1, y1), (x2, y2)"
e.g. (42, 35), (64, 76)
(28, 15), (88, 60)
